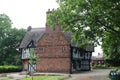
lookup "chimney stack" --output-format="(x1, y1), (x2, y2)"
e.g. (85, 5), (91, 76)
(46, 9), (52, 14)
(55, 23), (61, 32)
(27, 26), (32, 31)
(45, 24), (53, 33)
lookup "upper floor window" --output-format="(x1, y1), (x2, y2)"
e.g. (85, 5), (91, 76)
(62, 47), (66, 52)
(73, 48), (77, 54)
(22, 48), (30, 59)
(39, 47), (44, 52)
(22, 49), (29, 54)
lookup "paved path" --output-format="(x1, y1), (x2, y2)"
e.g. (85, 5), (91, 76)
(0, 72), (27, 80)
(7, 73), (27, 80)
(65, 69), (114, 80)
(0, 69), (114, 80)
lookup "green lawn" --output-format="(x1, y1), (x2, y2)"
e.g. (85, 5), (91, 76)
(23, 75), (65, 80)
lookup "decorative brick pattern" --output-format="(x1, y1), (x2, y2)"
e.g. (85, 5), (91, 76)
(36, 58), (71, 73)
(36, 26), (71, 73)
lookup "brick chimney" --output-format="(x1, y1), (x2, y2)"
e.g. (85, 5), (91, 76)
(27, 26), (32, 31)
(55, 23), (61, 32)
(46, 9), (55, 23)
(45, 24), (53, 33)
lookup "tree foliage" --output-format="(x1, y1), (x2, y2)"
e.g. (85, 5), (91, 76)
(47, 0), (120, 46)
(0, 14), (26, 65)
(29, 48), (39, 65)
(47, 0), (120, 62)
(102, 32), (120, 63)
(0, 14), (12, 44)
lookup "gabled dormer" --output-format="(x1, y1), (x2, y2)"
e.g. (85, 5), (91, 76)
(27, 40), (35, 48)
(22, 40), (36, 59)
(20, 26), (45, 59)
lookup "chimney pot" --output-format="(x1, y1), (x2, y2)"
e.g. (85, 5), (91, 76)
(27, 26), (32, 31)
(55, 24), (61, 32)
(45, 24), (53, 33)
(47, 9), (52, 14)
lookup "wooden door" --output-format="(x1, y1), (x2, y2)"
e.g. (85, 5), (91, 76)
(23, 60), (28, 71)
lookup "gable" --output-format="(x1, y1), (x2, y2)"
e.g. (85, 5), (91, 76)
(37, 32), (70, 46)
(27, 40), (35, 48)
(19, 26), (94, 52)
(36, 31), (71, 58)
(19, 28), (45, 48)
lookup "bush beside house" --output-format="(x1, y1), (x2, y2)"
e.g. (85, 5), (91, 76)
(0, 65), (22, 73)
(93, 64), (108, 69)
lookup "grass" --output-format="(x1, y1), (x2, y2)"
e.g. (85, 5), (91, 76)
(22, 75), (65, 80)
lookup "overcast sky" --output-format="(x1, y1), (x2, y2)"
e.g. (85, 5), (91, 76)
(0, 0), (59, 29)
(0, 0), (102, 56)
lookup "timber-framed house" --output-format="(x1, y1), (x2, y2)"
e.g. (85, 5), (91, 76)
(19, 24), (94, 73)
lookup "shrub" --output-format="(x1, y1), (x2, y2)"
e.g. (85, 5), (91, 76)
(0, 65), (22, 73)
(93, 64), (108, 69)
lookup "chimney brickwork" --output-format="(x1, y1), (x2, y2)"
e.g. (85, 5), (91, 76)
(36, 25), (71, 73)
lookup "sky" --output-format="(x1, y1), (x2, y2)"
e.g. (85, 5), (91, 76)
(93, 46), (103, 56)
(0, 0), (102, 56)
(0, 0), (59, 29)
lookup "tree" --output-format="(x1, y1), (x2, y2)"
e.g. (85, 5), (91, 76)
(102, 32), (120, 66)
(1, 28), (25, 65)
(29, 48), (39, 80)
(47, 0), (120, 64)
(0, 14), (26, 65)
(47, 0), (120, 46)
(0, 14), (12, 65)
(0, 14), (12, 45)
(0, 28), (25, 65)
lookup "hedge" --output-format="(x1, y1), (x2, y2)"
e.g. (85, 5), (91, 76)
(0, 65), (22, 73)
(93, 64), (108, 69)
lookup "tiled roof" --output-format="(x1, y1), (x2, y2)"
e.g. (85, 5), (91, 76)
(92, 56), (104, 60)
(19, 28), (94, 52)
(19, 28), (45, 48)
(19, 28), (72, 48)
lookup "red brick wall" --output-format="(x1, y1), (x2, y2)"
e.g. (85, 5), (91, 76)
(36, 32), (70, 57)
(36, 58), (70, 73)
(36, 29), (71, 73)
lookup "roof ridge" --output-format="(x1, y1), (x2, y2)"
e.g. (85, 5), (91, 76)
(32, 27), (45, 29)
